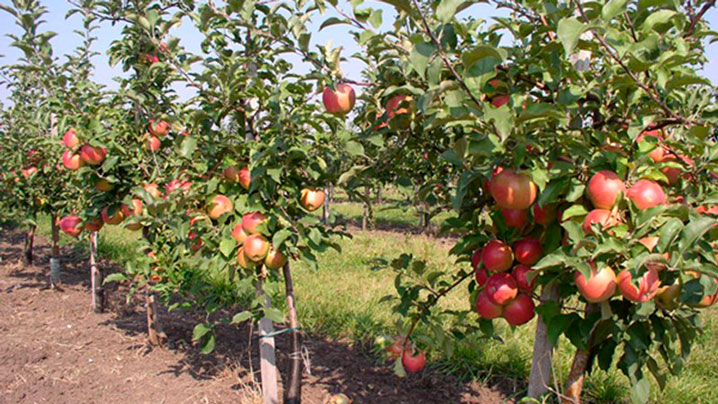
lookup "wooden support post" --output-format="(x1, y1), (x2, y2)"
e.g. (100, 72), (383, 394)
(49, 216), (61, 287)
(322, 183), (330, 225)
(89, 232), (103, 312)
(283, 262), (301, 404)
(257, 277), (279, 404)
(528, 282), (559, 398)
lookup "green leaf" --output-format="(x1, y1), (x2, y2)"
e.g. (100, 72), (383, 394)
(557, 17), (587, 54)
(641, 10), (677, 33)
(103, 272), (127, 284)
(562, 204), (588, 220)
(658, 218), (683, 253)
(436, 0), (462, 23)
(219, 239), (235, 257)
(461, 45), (506, 70)
(272, 229), (292, 249)
(101, 155), (118, 171)
(368, 9), (382, 28)
(630, 376), (650, 404)
(264, 307), (285, 323)
(679, 216), (718, 256)
(483, 104), (513, 141)
(192, 323), (211, 342)
(602, 0), (627, 21)
(375, 0), (412, 15)
(319, 17), (349, 31)
(180, 136), (197, 158)
(200, 334), (216, 354)
(231, 311), (252, 325)
(345, 140), (365, 157)
(409, 41), (435, 78)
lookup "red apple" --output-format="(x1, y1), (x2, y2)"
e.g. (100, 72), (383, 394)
(188, 231), (202, 251)
(244, 234), (269, 261)
(490, 169), (537, 210)
(322, 84), (356, 116)
(386, 95), (412, 118)
(655, 282), (681, 310)
(95, 179), (114, 192)
(582, 209), (615, 235)
(513, 237), (542, 266)
(63, 128), (79, 148)
(265, 246), (287, 270)
(121, 199), (143, 216)
(83, 217), (103, 232)
(238, 167), (251, 190)
(490, 94), (510, 108)
(500, 208), (528, 230)
(236, 247), (254, 269)
(401, 347), (426, 373)
(512, 264), (535, 293)
(502, 294), (535, 326)
(627, 179), (666, 210)
(617, 268), (660, 303)
(300, 188), (325, 212)
(207, 195), (233, 219)
(386, 337), (406, 360)
(62, 151), (84, 170)
(574, 263), (616, 303)
(79, 145), (106, 165)
(22, 166), (38, 179)
(242, 211), (266, 234)
(165, 179), (190, 195)
(223, 166), (241, 183)
(486, 273), (518, 305)
(327, 394), (352, 404)
(59, 215), (83, 237)
(232, 223), (248, 244)
(471, 248), (483, 270)
(101, 206), (125, 225)
(532, 203), (557, 225)
(481, 240), (514, 272)
(145, 135), (161, 152)
(144, 183), (163, 199)
(475, 267), (490, 287)
(476, 289), (503, 319)
(587, 170), (625, 209)
(637, 129), (668, 162)
(148, 120), (170, 137)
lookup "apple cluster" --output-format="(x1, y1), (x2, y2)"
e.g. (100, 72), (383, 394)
(473, 169), (546, 326)
(575, 165), (718, 309)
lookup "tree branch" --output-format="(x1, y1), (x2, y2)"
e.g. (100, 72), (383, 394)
(410, 0), (483, 110)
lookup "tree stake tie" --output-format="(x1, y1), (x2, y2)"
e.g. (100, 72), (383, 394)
(258, 327), (302, 339)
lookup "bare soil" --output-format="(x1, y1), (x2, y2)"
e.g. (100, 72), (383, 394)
(0, 226), (514, 404)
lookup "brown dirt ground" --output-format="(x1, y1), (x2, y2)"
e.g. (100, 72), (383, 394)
(0, 226), (514, 404)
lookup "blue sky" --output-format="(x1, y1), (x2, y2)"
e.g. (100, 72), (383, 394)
(0, 1), (716, 103)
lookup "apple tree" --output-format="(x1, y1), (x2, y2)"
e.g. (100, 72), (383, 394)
(345, 0), (718, 402)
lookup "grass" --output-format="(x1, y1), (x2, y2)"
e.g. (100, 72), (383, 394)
(27, 206), (718, 404)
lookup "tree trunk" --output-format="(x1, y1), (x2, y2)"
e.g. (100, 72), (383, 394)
(24, 225), (36, 266)
(376, 187), (382, 204)
(146, 289), (166, 346)
(49, 215), (61, 287)
(528, 282), (560, 398)
(562, 303), (599, 404)
(89, 232), (104, 312)
(283, 263), (301, 404)
(362, 186), (369, 231)
(257, 277), (279, 404)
